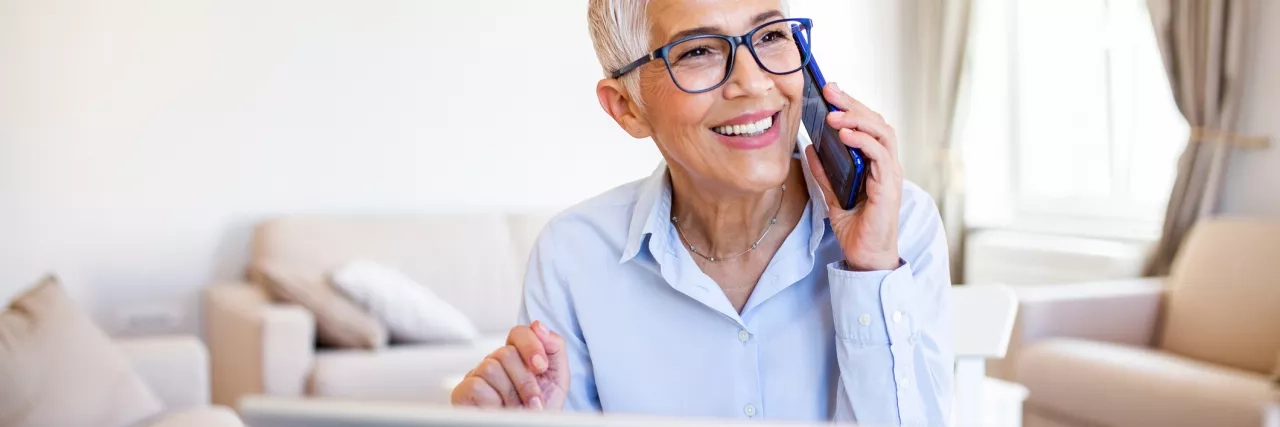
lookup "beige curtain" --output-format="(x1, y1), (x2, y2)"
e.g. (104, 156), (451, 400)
(1144, 0), (1254, 276)
(913, 0), (974, 283)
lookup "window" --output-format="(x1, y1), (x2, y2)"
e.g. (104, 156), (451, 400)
(961, 0), (1188, 239)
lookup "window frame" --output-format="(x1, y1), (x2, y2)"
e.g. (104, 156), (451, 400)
(974, 0), (1181, 240)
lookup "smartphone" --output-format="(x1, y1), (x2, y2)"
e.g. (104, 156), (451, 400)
(793, 25), (867, 211)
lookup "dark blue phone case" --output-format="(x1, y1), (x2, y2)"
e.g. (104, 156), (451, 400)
(793, 24), (867, 211)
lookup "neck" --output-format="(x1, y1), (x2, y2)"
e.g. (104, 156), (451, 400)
(668, 160), (806, 258)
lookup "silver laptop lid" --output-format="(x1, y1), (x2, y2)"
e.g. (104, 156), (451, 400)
(239, 396), (841, 427)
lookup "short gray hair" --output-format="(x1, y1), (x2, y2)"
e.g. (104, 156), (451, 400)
(587, 0), (651, 105)
(586, 1), (792, 105)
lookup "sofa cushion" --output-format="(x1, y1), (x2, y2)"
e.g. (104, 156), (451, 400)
(257, 262), (388, 349)
(1160, 219), (1280, 374)
(1019, 339), (1273, 427)
(332, 260), (479, 344)
(115, 335), (213, 410)
(309, 336), (505, 403)
(143, 406), (243, 427)
(251, 215), (551, 334)
(0, 275), (165, 427)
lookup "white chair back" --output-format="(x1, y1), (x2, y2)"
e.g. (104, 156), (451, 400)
(952, 283), (1018, 358)
(951, 284), (1020, 427)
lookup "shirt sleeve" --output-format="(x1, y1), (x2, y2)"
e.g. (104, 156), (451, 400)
(516, 220), (602, 412)
(827, 191), (955, 426)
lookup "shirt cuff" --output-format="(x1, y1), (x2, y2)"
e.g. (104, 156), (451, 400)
(826, 260), (915, 347)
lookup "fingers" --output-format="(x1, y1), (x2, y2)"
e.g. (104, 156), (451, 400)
(838, 129), (904, 200)
(822, 82), (897, 161)
(836, 129), (889, 162)
(452, 376), (503, 408)
(531, 321), (566, 372)
(823, 83), (881, 121)
(530, 321), (563, 360)
(803, 145), (843, 211)
(453, 321), (573, 411)
(531, 321), (571, 389)
(474, 355), (521, 407)
(506, 325), (549, 374)
(826, 111), (898, 160)
(493, 345), (544, 409)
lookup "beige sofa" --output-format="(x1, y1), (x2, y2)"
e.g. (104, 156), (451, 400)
(991, 219), (1280, 427)
(204, 215), (549, 408)
(116, 336), (244, 427)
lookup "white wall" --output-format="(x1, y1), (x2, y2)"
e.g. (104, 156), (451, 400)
(1219, 0), (1280, 216)
(0, 0), (907, 334)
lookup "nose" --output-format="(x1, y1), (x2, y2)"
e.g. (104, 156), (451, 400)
(721, 44), (775, 98)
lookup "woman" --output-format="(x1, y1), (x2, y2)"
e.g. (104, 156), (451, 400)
(452, 0), (952, 425)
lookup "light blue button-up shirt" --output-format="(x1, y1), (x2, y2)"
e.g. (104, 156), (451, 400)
(517, 140), (953, 426)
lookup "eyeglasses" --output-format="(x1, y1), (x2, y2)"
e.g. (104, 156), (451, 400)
(611, 18), (813, 94)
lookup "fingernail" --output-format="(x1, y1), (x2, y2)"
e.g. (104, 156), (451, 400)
(532, 354), (548, 372)
(532, 321), (546, 337)
(830, 82), (841, 92)
(529, 396), (544, 410)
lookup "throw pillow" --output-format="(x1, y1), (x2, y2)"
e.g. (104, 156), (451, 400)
(256, 262), (388, 349)
(331, 260), (480, 343)
(0, 275), (165, 427)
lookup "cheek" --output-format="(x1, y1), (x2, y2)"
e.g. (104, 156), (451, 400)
(641, 68), (713, 135)
(782, 74), (806, 132)
(777, 72), (804, 109)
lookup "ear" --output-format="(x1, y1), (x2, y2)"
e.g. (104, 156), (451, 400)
(596, 78), (652, 139)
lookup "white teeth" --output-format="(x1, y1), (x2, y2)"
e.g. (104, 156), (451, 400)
(714, 115), (774, 137)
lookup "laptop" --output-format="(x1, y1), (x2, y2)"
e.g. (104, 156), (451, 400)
(239, 396), (843, 427)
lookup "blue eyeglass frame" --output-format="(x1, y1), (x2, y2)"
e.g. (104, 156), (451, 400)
(610, 18), (814, 94)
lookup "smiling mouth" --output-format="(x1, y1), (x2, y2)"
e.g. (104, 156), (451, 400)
(711, 113), (777, 137)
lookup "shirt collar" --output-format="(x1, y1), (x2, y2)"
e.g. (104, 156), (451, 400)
(619, 130), (830, 264)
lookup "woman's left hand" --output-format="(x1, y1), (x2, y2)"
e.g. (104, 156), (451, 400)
(803, 82), (902, 271)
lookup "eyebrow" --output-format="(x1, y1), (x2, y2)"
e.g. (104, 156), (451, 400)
(665, 10), (786, 44)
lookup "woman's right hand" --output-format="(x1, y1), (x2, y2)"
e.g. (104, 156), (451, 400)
(450, 320), (570, 410)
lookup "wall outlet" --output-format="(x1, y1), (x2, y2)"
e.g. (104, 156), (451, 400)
(113, 303), (184, 335)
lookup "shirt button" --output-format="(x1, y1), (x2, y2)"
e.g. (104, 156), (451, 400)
(738, 329), (750, 342)
(892, 311), (904, 323)
(899, 376), (911, 387)
(858, 314), (871, 326)
(744, 404), (757, 417)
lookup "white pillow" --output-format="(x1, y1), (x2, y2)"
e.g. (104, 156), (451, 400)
(331, 260), (480, 343)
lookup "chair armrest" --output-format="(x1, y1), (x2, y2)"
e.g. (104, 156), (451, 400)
(115, 335), (211, 409)
(204, 283), (315, 408)
(987, 277), (1166, 381)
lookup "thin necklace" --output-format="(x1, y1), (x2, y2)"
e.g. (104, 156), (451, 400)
(672, 184), (786, 263)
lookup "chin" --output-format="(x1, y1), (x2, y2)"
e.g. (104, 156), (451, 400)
(723, 154), (793, 193)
